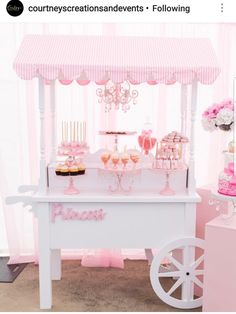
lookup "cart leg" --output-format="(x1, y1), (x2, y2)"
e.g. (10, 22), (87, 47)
(38, 204), (52, 309)
(145, 248), (153, 265)
(51, 249), (61, 280)
(181, 203), (196, 301)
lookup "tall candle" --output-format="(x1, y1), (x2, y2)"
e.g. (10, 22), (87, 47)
(76, 122), (79, 141)
(64, 121), (68, 142)
(83, 121), (86, 142)
(73, 121), (76, 141)
(62, 121), (64, 142)
(80, 122), (82, 143)
(69, 121), (72, 142)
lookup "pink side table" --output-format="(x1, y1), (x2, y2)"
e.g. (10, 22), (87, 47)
(203, 205), (236, 312)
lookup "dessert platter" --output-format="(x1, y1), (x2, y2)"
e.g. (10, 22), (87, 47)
(6, 35), (221, 310)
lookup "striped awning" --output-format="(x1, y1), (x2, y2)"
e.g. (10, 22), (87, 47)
(13, 35), (220, 85)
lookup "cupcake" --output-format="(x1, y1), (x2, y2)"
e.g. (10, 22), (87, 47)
(69, 165), (79, 176)
(78, 163), (86, 175)
(66, 156), (74, 167)
(60, 165), (70, 176)
(55, 164), (63, 176)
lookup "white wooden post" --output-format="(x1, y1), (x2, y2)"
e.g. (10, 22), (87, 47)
(38, 78), (47, 193)
(50, 81), (57, 162)
(38, 203), (52, 309)
(181, 84), (188, 165)
(188, 79), (198, 194)
(51, 249), (61, 280)
(180, 84), (187, 135)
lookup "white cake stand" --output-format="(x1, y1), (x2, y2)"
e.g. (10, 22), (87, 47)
(210, 190), (236, 222)
(99, 131), (137, 150)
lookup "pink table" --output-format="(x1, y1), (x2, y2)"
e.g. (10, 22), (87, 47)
(203, 213), (236, 311)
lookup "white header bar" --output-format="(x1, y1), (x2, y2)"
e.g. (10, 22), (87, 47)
(0, 0), (235, 23)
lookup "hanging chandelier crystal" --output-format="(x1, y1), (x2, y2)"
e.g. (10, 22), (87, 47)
(96, 80), (138, 113)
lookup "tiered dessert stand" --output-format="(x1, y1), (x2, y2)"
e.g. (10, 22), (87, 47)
(6, 35), (220, 310)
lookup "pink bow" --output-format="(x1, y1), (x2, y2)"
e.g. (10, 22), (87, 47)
(225, 162), (236, 185)
(141, 129), (152, 137)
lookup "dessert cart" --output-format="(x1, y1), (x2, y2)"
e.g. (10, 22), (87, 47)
(7, 35), (220, 309)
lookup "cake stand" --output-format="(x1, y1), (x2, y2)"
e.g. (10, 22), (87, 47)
(99, 131), (137, 150)
(98, 165), (141, 193)
(57, 144), (89, 195)
(151, 165), (187, 196)
(210, 190), (236, 222)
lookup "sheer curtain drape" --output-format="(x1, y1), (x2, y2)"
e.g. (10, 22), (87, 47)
(0, 23), (235, 263)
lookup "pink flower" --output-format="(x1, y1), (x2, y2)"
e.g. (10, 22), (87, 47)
(202, 98), (234, 125)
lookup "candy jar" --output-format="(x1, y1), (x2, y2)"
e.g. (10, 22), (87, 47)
(138, 119), (157, 155)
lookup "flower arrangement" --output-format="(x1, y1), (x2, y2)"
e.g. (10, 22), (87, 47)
(202, 99), (234, 132)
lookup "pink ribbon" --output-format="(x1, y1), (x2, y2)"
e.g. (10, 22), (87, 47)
(141, 129), (152, 137)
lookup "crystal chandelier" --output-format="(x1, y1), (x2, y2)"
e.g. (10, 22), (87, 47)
(96, 80), (138, 113)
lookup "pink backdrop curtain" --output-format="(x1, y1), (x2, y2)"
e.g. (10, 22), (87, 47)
(0, 23), (235, 264)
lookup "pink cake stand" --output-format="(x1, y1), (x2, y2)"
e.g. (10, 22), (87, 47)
(64, 176), (80, 195)
(98, 165), (141, 193)
(160, 170), (175, 196)
(151, 166), (187, 196)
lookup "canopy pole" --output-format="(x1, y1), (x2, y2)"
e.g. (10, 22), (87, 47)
(188, 79), (198, 194)
(38, 78), (47, 193)
(181, 84), (188, 165)
(50, 81), (56, 162)
(180, 84), (187, 135)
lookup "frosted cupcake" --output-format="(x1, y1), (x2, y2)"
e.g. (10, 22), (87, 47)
(60, 165), (70, 176)
(69, 165), (79, 176)
(78, 163), (86, 175)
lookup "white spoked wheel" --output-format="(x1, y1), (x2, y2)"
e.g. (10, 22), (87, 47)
(150, 237), (204, 309)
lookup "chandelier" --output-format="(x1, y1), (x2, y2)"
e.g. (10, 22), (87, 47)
(96, 80), (138, 113)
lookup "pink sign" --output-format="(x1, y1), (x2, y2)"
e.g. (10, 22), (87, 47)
(51, 203), (106, 223)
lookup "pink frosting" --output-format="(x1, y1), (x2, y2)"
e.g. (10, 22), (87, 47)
(218, 179), (236, 196)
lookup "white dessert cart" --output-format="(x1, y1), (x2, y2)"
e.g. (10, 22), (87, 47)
(7, 35), (220, 309)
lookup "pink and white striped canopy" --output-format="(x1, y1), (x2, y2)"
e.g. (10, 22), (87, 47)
(14, 35), (220, 85)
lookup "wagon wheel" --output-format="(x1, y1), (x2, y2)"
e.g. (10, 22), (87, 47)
(150, 237), (204, 309)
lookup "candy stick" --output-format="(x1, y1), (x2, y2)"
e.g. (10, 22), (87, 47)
(70, 121), (72, 142)
(80, 122), (82, 143)
(73, 121), (76, 141)
(83, 121), (86, 142)
(64, 122), (66, 142)
(76, 121), (79, 141)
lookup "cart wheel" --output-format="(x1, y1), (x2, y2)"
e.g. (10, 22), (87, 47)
(150, 237), (204, 309)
